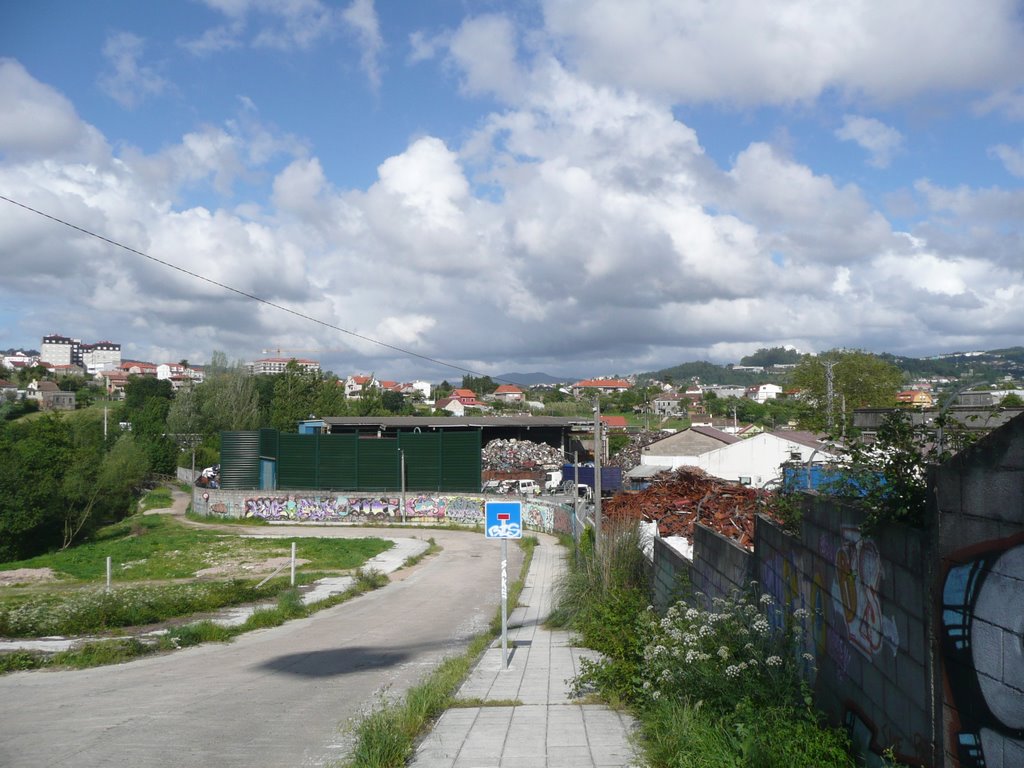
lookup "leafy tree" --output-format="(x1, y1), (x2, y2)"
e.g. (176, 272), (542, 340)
(122, 376), (176, 474)
(1001, 393), (1024, 407)
(462, 375), (497, 395)
(739, 346), (802, 367)
(788, 350), (904, 432)
(0, 416), (72, 559)
(270, 362), (320, 431)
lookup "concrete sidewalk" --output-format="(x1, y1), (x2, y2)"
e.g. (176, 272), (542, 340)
(409, 535), (639, 768)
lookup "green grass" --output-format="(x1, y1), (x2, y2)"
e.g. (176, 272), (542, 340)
(1, 569), (396, 672)
(140, 486), (174, 511)
(0, 514), (392, 582)
(340, 536), (537, 768)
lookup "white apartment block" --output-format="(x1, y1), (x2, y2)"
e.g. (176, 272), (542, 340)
(247, 357), (321, 375)
(40, 334), (121, 374)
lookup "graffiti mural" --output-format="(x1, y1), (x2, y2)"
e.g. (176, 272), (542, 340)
(942, 540), (1024, 768)
(523, 502), (555, 533)
(829, 526), (899, 660)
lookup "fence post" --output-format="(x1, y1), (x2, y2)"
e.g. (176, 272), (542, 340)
(290, 542), (296, 586)
(106, 556), (112, 592)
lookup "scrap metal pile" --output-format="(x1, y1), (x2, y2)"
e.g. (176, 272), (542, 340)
(604, 467), (776, 550)
(482, 439), (566, 471)
(606, 430), (664, 471)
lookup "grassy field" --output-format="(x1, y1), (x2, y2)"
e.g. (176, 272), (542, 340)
(0, 514), (391, 582)
(0, 512), (394, 639)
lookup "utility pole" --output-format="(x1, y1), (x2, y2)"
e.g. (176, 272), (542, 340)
(593, 398), (603, 556)
(825, 360), (836, 434)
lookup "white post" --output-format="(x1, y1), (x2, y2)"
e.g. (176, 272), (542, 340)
(593, 399), (603, 556)
(290, 542), (296, 586)
(501, 537), (509, 669)
(106, 556), (112, 591)
(400, 449), (406, 524)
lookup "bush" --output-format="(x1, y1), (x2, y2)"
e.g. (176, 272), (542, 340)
(640, 590), (806, 712)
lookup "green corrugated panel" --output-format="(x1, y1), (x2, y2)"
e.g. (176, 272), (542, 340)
(220, 431), (261, 489)
(440, 430), (482, 491)
(319, 434), (358, 489)
(357, 439), (398, 491)
(399, 433), (442, 491)
(258, 428), (279, 459)
(278, 433), (318, 489)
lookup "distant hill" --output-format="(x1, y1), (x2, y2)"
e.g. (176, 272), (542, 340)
(495, 372), (575, 386)
(640, 348), (1024, 388)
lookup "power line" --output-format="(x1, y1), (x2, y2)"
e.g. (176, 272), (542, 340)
(1, 193), (524, 386)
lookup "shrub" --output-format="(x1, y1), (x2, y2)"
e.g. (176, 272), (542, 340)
(640, 590), (806, 712)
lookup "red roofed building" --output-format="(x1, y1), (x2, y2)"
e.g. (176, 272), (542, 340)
(493, 384), (524, 403)
(571, 378), (632, 398)
(601, 415), (628, 430)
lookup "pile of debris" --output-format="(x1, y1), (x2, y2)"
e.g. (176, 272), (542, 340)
(607, 430), (664, 471)
(482, 439), (566, 472)
(604, 467), (775, 550)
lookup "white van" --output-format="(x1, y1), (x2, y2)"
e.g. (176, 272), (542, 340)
(513, 479), (540, 495)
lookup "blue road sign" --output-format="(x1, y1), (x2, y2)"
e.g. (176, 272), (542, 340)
(485, 501), (522, 539)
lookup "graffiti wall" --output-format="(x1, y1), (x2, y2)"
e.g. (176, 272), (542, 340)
(197, 489), (570, 535)
(941, 540), (1024, 767)
(756, 501), (929, 767)
(936, 413), (1024, 768)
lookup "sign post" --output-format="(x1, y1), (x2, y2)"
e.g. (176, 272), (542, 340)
(485, 501), (522, 669)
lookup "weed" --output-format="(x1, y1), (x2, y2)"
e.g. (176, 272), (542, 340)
(0, 651), (46, 673)
(354, 568), (390, 590)
(52, 638), (154, 668)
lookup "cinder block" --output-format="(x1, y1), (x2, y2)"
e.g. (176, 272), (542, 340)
(896, 657), (927, 700)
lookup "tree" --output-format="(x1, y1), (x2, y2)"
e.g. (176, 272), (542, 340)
(270, 362), (320, 431)
(1000, 393), (1024, 407)
(788, 350), (904, 432)
(740, 346), (802, 367)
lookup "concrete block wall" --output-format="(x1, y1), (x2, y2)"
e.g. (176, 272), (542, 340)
(756, 499), (934, 766)
(195, 488), (573, 536)
(689, 523), (754, 607)
(934, 414), (1024, 768)
(651, 537), (692, 612)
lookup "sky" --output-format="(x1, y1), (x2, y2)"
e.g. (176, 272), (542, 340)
(1, 0), (1023, 383)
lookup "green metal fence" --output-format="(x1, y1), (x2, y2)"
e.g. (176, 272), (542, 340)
(220, 429), (481, 492)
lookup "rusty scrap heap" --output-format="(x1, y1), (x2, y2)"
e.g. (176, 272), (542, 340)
(603, 467), (776, 550)
(482, 439), (566, 472)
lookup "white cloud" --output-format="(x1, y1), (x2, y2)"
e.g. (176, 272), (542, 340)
(542, 0), (1024, 106)
(0, 59), (106, 159)
(184, 0), (345, 52)
(835, 115), (903, 168)
(989, 142), (1024, 178)
(99, 32), (168, 109)
(4, 53), (1024, 377)
(447, 14), (526, 102)
(342, 0), (384, 90)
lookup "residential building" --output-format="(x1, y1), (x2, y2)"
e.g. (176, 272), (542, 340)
(120, 360), (158, 377)
(652, 392), (687, 416)
(571, 378), (632, 398)
(746, 383), (783, 403)
(27, 379), (76, 411)
(434, 396), (466, 416)
(80, 341), (121, 373)
(40, 334), (80, 367)
(345, 374), (377, 398)
(493, 384), (525, 403)
(248, 357), (320, 376)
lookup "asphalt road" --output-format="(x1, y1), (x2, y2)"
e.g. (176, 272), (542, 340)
(0, 527), (522, 768)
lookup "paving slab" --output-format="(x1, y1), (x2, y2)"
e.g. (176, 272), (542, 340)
(408, 535), (640, 768)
